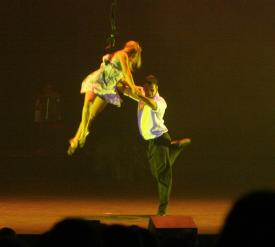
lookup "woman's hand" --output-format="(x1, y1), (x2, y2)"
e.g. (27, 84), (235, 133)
(135, 86), (144, 95)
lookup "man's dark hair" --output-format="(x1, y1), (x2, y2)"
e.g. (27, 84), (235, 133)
(144, 74), (158, 86)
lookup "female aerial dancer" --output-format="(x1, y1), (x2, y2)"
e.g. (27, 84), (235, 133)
(67, 40), (142, 155)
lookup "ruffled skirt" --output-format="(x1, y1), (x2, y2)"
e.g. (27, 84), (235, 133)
(80, 68), (123, 107)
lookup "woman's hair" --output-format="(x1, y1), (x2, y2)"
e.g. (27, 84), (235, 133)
(123, 40), (142, 71)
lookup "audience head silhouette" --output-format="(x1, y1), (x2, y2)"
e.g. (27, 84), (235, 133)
(216, 190), (275, 247)
(37, 217), (102, 247)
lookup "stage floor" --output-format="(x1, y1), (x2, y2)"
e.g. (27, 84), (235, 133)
(0, 195), (233, 235)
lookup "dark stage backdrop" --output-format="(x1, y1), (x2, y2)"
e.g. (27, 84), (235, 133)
(1, 0), (274, 198)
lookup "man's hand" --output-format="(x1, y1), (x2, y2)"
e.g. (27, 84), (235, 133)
(117, 82), (142, 102)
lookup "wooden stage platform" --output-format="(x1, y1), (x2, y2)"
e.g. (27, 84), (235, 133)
(0, 195), (233, 235)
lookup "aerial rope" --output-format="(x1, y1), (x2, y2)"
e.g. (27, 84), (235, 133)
(105, 0), (118, 52)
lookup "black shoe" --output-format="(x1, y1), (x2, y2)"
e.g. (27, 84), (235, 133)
(157, 210), (166, 216)
(158, 213), (166, 216)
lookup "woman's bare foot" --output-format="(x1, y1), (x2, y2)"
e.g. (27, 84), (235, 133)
(67, 138), (78, 155)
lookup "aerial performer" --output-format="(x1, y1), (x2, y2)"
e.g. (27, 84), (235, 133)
(67, 40), (142, 155)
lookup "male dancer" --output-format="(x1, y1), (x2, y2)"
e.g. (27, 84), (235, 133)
(123, 75), (191, 215)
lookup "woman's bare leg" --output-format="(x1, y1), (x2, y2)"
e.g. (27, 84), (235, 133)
(78, 95), (108, 147)
(67, 91), (96, 155)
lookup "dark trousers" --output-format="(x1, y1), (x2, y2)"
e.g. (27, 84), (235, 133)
(147, 132), (185, 215)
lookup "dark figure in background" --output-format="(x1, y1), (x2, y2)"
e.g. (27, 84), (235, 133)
(33, 83), (64, 155)
(34, 83), (63, 124)
(122, 75), (191, 215)
(216, 190), (275, 247)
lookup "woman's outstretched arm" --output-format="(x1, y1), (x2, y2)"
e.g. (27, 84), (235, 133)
(116, 51), (136, 91)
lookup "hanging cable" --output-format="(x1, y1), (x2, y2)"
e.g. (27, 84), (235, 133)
(105, 0), (118, 51)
